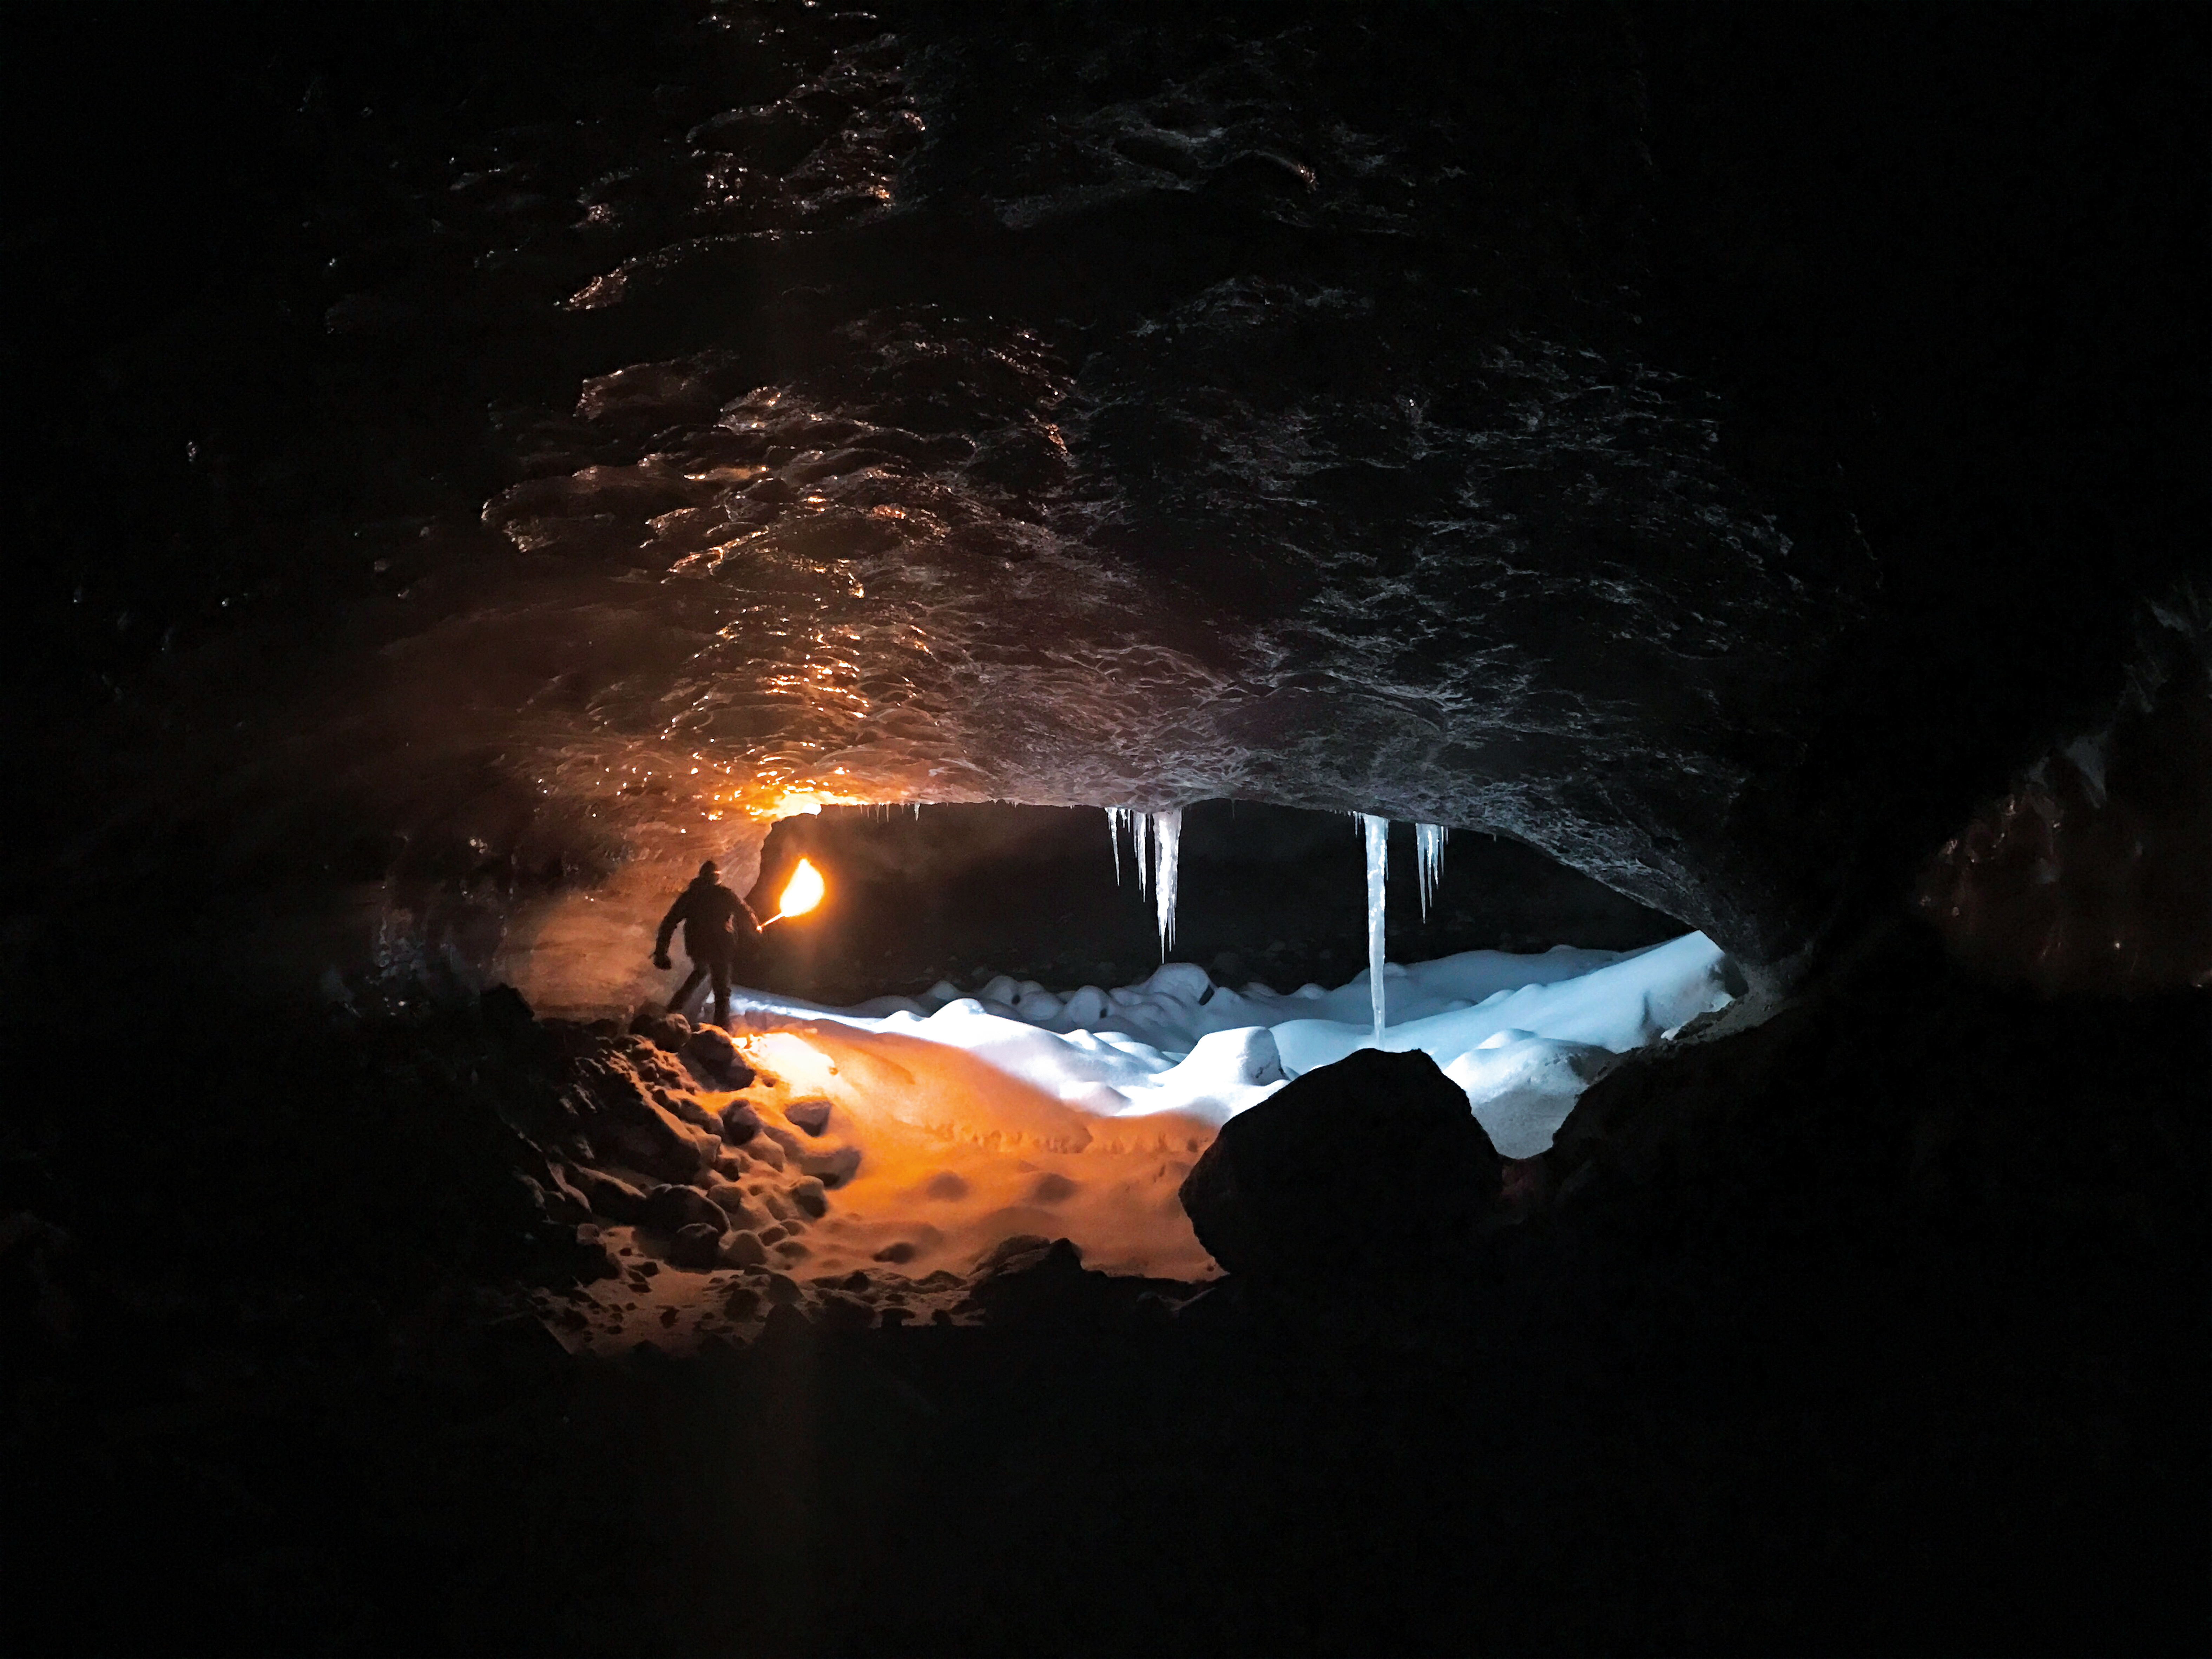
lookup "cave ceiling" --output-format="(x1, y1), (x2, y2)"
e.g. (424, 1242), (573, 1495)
(5, 4), (2203, 979)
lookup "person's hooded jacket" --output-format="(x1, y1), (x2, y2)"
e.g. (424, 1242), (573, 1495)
(656, 871), (759, 963)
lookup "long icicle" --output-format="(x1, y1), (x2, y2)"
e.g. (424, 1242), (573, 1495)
(1107, 807), (1125, 887)
(1415, 822), (1448, 918)
(1152, 808), (1182, 959)
(1361, 813), (1389, 1044)
(1131, 810), (1152, 906)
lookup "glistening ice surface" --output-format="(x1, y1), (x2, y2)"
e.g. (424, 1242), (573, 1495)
(700, 933), (1734, 1277)
(91, 4), (1882, 1008)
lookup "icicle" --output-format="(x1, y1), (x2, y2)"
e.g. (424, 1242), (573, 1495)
(1152, 808), (1182, 957)
(1107, 807), (1125, 887)
(1415, 823), (1448, 918)
(1130, 809), (1152, 905)
(1361, 813), (1389, 1043)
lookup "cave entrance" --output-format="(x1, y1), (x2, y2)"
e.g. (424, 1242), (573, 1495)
(742, 799), (1687, 1008)
(631, 801), (1735, 1285)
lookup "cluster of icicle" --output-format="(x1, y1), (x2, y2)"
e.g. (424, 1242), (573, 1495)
(1110, 807), (1449, 1046)
(1107, 807), (1184, 956)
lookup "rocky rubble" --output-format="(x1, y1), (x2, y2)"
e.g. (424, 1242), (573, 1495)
(5, 934), (2204, 1657)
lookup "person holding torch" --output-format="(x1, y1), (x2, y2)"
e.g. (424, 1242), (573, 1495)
(653, 857), (826, 1029)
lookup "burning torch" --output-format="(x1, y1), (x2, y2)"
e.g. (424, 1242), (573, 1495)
(758, 857), (827, 928)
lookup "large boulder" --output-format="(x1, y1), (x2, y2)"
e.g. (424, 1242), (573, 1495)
(1178, 1048), (1501, 1279)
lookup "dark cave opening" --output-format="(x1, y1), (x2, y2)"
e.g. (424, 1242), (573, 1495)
(744, 800), (1686, 1007)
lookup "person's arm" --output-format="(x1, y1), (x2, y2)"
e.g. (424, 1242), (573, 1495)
(654, 890), (689, 960)
(737, 895), (763, 935)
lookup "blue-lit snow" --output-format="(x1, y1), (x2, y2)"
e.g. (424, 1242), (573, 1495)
(726, 930), (1733, 1159)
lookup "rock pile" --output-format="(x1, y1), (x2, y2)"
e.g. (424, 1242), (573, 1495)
(540, 1016), (856, 1286)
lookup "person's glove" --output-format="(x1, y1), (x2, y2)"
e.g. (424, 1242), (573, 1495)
(653, 952), (672, 970)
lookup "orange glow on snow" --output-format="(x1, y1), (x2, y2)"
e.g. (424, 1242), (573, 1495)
(727, 1017), (1218, 1280)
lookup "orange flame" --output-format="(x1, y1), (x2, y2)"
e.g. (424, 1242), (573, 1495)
(774, 857), (827, 921)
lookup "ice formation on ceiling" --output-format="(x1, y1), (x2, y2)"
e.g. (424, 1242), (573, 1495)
(1416, 823), (1448, 918)
(1106, 807), (1185, 958)
(1360, 813), (1390, 1042)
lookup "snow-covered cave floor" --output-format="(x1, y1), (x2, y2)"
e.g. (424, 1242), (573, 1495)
(739, 930), (1736, 1154)
(665, 931), (1724, 1282)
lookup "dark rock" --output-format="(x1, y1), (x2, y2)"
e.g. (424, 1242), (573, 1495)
(872, 1241), (918, 1264)
(756, 1302), (811, 1345)
(578, 1053), (719, 1182)
(706, 1187), (768, 1231)
(654, 1087), (723, 1134)
(573, 1224), (620, 1282)
(566, 1165), (650, 1225)
(724, 1284), (763, 1320)
(515, 1170), (589, 1229)
(719, 1102), (763, 1144)
(1178, 1048), (1501, 1278)
(642, 1184), (726, 1236)
(535, 1160), (595, 1224)
(785, 1098), (832, 1136)
(628, 1005), (691, 1053)
(684, 1025), (756, 1089)
(716, 1229), (768, 1268)
(975, 1233), (1055, 1273)
(762, 1271), (803, 1306)
(670, 1223), (722, 1270)
(758, 1122), (809, 1162)
(789, 1177), (829, 1219)
(967, 1236), (1104, 1321)
(478, 984), (539, 1047)
(795, 1145), (860, 1186)
(816, 1291), (873, 1329)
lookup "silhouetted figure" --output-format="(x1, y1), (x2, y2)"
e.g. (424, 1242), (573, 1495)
(653, 860), (760, 1029)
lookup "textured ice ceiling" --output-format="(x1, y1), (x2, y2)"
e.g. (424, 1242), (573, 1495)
(301, 7), (1859, 973)
(27, 5), (2199, 991)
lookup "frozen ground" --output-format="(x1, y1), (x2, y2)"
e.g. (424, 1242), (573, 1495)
(622, 932), (1738, 1291)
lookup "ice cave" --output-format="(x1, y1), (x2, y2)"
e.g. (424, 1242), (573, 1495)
(3, 4), (2205, 1655)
